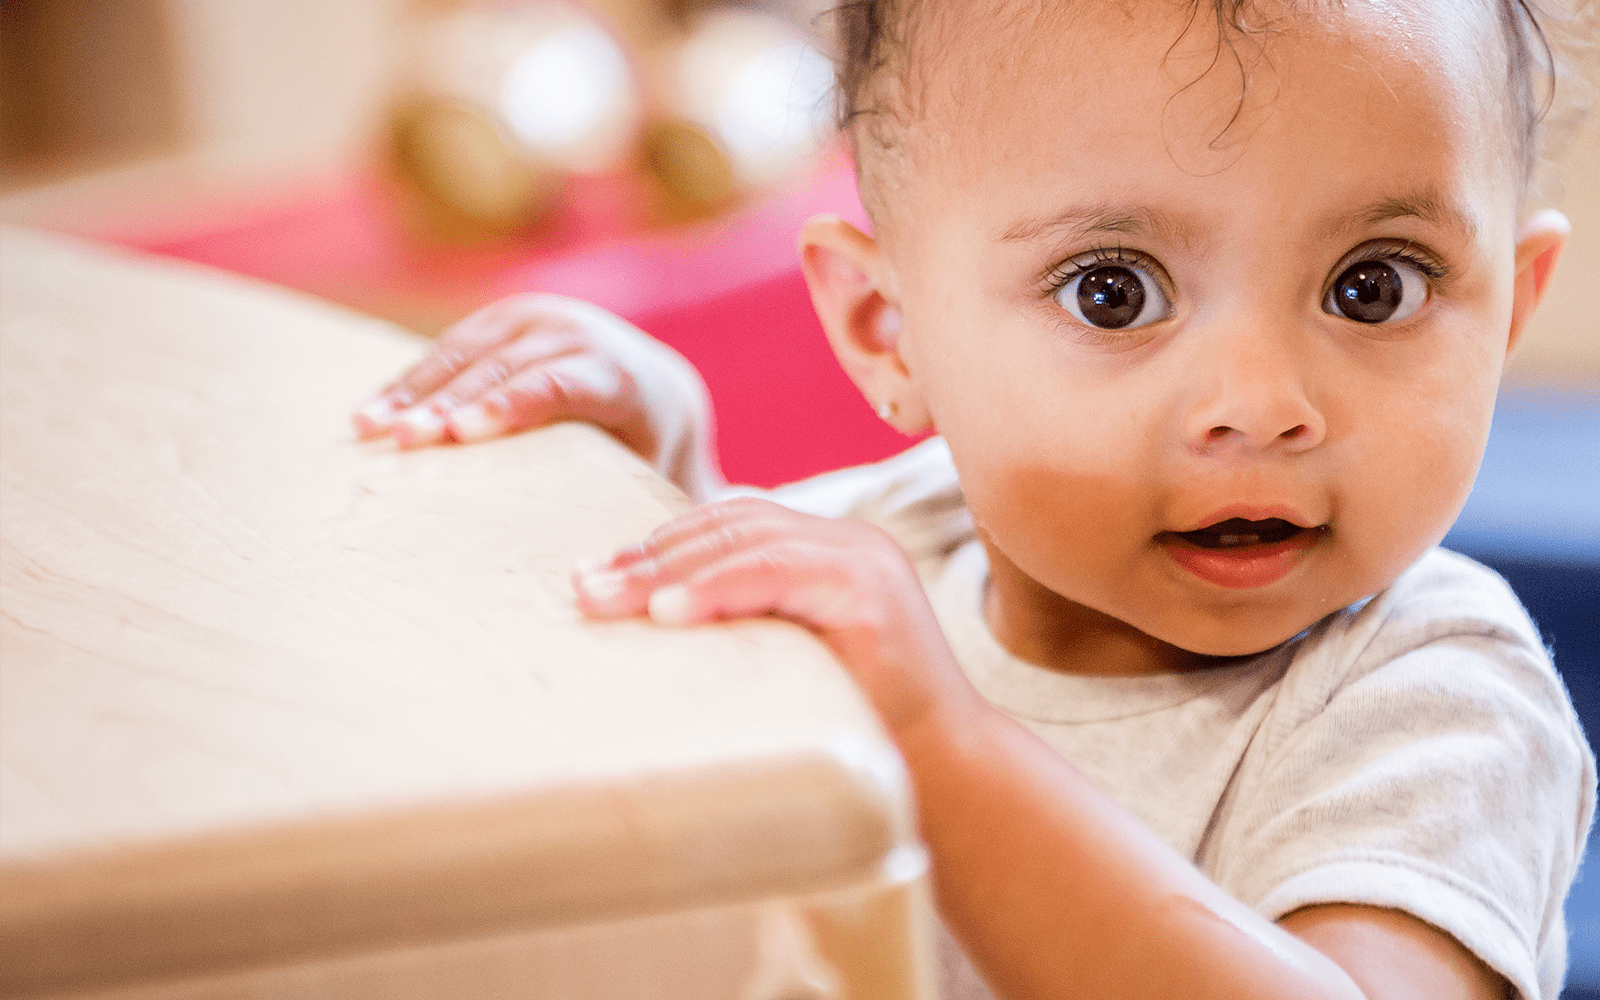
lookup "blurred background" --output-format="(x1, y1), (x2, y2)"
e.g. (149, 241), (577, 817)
(0, 0), (1595, 993)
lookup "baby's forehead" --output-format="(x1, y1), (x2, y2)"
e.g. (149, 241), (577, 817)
(901, 0), (1502, 94)
(866, 0), (1516, 221)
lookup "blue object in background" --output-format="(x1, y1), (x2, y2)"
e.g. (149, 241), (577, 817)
(1441, 387), (1600, 1000)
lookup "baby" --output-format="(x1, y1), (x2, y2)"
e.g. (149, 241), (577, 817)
(354, 1), (1597, 997)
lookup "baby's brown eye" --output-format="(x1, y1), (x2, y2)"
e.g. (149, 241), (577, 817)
(1055, 264), (1169, 330)
(1079, 268), (1144, 327)
(1326, 259), (1428, 324)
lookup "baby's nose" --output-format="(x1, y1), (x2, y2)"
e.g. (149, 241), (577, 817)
(1193, 418), (1321, 453)
(1181, 338), (1327, 456)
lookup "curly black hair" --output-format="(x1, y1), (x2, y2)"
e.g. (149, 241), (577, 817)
(823, 0), (1594, 204)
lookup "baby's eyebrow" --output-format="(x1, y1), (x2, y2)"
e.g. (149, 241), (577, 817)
(995, 191), (1481, 250)
(1337, 192), (1481, 244)
(994, 204), (1202, 250)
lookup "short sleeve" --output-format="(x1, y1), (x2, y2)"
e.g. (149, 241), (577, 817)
(1206, 552), (1596, 1000)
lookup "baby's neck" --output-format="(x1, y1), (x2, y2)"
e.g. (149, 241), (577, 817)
(981, 540), (1237, 678)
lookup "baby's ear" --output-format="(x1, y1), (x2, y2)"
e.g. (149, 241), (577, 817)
(1507, 209), (1570, 356)
(798, 215), (930, 435)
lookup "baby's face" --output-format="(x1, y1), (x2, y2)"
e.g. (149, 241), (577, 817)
(878, 0), (1526, 656)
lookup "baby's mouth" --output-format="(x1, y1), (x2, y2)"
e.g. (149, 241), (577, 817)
(1170, 517), (1309, 549)
(1156, 517), (1326, 589)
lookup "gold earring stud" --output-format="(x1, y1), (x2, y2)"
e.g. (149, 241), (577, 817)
(876, 400), (898, 421)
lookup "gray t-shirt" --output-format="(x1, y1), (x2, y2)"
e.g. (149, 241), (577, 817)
(760, 438), (1596, 1000)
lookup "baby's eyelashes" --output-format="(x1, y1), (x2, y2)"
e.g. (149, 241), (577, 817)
(1047, 247), (1173, 335)
(1321, 245), (1442, 328)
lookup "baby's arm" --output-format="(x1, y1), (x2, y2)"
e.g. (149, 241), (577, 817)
(353, 294), (722, 501)
(573, 500), (1506, 1000)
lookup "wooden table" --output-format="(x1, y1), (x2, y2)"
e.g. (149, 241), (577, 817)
(0, 227), (933, 1000)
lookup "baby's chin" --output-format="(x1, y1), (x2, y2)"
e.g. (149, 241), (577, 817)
(1166, 627), (1317, 662)
(1098, 551), (1411, 662)
(1131, 593), (1359, 662)
(1146, 540), (1446, 659)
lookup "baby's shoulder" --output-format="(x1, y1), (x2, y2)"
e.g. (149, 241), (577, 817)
(1214, 552), (1593, 1000)
(1270, 547), (1576, 744)
(1351, 546), (1546, 658)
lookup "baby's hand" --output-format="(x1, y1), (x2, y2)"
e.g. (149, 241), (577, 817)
(572, 498), (978, 738)
(354, 294), (718, 498)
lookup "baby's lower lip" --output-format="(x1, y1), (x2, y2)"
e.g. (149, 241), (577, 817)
(1156, 528), (1321, 589)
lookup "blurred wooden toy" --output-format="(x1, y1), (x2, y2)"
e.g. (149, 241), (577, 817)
(0, 226), (935, 999)
(640, 5), (835, 220)
(387, 1), (836, 239)
(390, 2), (646, 235)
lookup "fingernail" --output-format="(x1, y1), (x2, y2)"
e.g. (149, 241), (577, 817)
(574, 556), (613, 578)
(393, 406), (446, 446)
(648, 585), (693, 626)
(353, 396), (401, 434)
(577, 568), (628, 602)
(448, 402), (504, 442)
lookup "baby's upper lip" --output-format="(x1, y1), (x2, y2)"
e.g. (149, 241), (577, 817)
(1167, 503), (1319, 535)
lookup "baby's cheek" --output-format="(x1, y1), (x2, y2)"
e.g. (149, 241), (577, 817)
(963, 455), (1150, 604)
(1339, 401), (1487, 586)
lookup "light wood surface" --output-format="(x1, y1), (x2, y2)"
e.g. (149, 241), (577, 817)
(0, 227), (922, 998)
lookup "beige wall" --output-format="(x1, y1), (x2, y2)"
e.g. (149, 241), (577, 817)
(0, 0), (405, 223)
(159, 0), (403, 172)
(0, 0), (410, 244)
(1507, 120), (1600, 386)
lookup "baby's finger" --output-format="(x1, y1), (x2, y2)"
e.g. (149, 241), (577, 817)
(354, 304), (582, 435)
(574, 501), (868, 623)
(589, 514), (802, 607)
(642, 539), (851, 629)
(569, 555), (655, 619)
(353, 328), (509, 438)
(387, 334), (586, 447)
(606, 498), (799, 571)
(572, 500), (796, 614)
(574, 533), (837, 625)
(459, 352), (638, 445)
(353, 387), (419, 438)
(441, 338), (595, 443)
